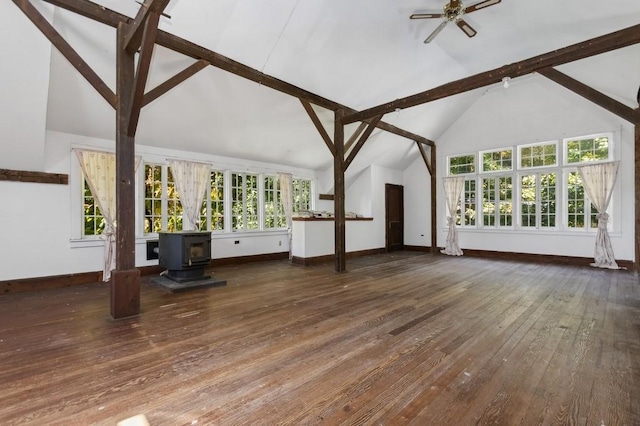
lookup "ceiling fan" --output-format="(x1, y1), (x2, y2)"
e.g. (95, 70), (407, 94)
(410, 0), (501, 44)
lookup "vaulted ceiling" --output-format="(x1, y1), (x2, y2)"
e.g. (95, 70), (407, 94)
(40, 0), (640, 173)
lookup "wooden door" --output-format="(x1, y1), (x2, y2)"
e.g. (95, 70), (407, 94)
(385, 184), (404, 252)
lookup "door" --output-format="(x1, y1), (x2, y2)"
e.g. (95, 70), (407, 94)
(385, 184), (404, 252)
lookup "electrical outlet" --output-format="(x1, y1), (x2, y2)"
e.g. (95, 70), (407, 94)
(279, 240), (282, 246)
(234, 240), (240, 244)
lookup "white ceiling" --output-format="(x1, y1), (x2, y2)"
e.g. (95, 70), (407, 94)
(44, 0), (640, 173)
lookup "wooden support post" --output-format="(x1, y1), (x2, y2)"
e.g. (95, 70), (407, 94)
(334, 110), (346, 272)
(112, 22), (140, 319)
(430, 144), (437, 254)
(635, 121), (640, 272)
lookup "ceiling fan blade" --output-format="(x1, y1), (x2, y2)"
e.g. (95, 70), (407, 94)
(410, 13), (444, 19)
(424, 21), (448, 44)
(464, 0), (501, 14)
(456, 19), (477, 38)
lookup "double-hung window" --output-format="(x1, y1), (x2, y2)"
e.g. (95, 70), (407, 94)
(480, 148), (513, 228)
(447, 154), (477, 226)
(231, 172), (259, 231)
(518, 142), (557, 229)
(564, 133), (611, 230)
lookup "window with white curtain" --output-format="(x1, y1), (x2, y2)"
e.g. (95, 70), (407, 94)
(445, 132), (613, 233)
(82, 158), (311, 238)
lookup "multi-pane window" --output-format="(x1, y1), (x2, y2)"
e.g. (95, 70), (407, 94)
(166, 167), (183, 232)
(447, 132), (614, 233)
(481, 149), (513, 172)
(482, 176), (512, 227)
(199, 170), (224, 231)
(455, 179), (477, 226)
(567, 171), (598, 230)
(520, 173), (556, 228)
(293, 178), (311, 212)
(144, 164), (163, 234)
(232, 173), (259, 231)
(565, 134), (610, 164)
(519, 142), (557, 168)
(83, 180), (105, 236)
(448, 154), (476, 175)
(264, 176), (286, 229)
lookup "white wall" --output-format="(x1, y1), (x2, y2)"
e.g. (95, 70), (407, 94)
(404, 76), (635, 261)
(0, 130), (317, 281)
(0, 2), (53, 171)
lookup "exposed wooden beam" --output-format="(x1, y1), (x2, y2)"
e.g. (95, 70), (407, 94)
(538, 67), (638, 124)
(127, 11), (160, 136)
(112, 22), (140, 319)
(12, 0), (116, 108)
(123, 0), (170, 54)
(300, 99), (336, 156)
(636, 123), (640, 272)
(334, 110), (346, 272)
(0, 168), (68, 185)
(343, 23), (640, 124)
(344, 115), (383, 171)
(143, 59), (210, 106)
(415, 140), (433, 176)
(40, 0), (433, 149)
(345, 122), (368, 153)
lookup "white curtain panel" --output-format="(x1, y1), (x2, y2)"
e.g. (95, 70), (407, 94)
(577, 161), (620, 269)
(168, 160), (211, 231)
(76, 149), (117, 281)
(441, 176), (465, 256)
(278, 173), (293, 260)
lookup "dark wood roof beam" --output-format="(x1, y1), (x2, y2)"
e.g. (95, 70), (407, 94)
(344, 115), (383, 171)
(538, 67), (637, 124)
(40, 0), (434, 148)
(127, 11), (160, 136)
(123, 0), (170, 53)
(12, 0), (116, 108)
(345, 122), (368, 153)
(143, 59), (210, 106)
(343, 23), (640, 124)
(416, 141), (433, 175)
(300, 99), (336, 156)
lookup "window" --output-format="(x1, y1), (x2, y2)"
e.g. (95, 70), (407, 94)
(482, 176), (512, 227)
(144, 164), (163, 234)
(448, 154), (476, 175)
(565, 134), (610, 164)
(83, 180), (105, 236)
(481, 148), (513, 172)
(199, 170), (224, 231)
(519, 142), (557, 168)
(520, 173), (556, 228)
(232, 173), (259, 231)
(264, 176), (285, 229)
(293, 178), (311, 212)
(455, 179), (477, 226)
(567, 171), (598, 230)
(166, 167), (183, 232)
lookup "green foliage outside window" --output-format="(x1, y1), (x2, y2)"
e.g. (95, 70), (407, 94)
(293, 179), (311, 212)
(566, 136), (609, 164)
(449, 154), (475, 175)
(482, 149), (513, 172)
(232, 173), (259, 231)
(520, 143), (556, 168)
(144, 164), (163, 234)
(83, 180), (105, 236)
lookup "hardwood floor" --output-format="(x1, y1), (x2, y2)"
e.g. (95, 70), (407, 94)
(0, 252), (638, 425)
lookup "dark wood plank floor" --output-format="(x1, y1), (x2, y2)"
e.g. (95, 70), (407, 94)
(0, 252), (639, 425)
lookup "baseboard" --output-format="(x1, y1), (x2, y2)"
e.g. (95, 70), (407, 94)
(291, 248), (386, 266)
(1, 252), (290, 295)
(405, 245), (634, 270)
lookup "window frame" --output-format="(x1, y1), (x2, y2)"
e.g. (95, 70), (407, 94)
(562, 132), (613, 166)
(447, 153), (477, 176)
(479, 147), (514, 174)
(517, 141), (558, 170)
